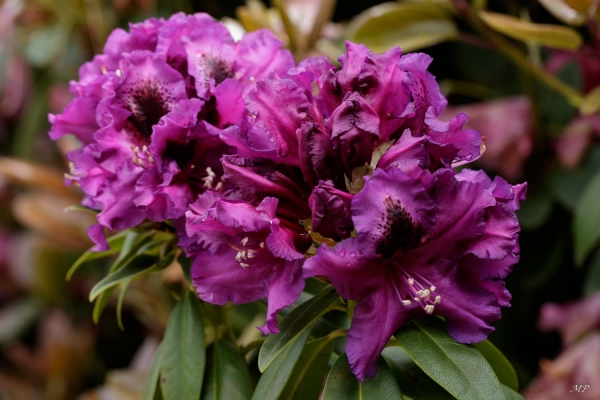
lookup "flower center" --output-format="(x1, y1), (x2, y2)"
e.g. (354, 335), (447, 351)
(393, 270), (441, 315)
(121, 79), (173, 140)
(230, 236), (268, 268)
(196, 54), (235, 86)
(376, 196), (424, 259)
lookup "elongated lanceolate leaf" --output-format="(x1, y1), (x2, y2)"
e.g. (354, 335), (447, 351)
(580, 86), (600, 116)
(201, 340), (253, 400)
(574, 169), (600, 265)
(395, 318), (505, 400)
(279, 335), (336, 400)
(143, 344), (163, 400)
(479, 11), (582, 50)
(347, 2), (458, 53)
(258, 289), (339, 372)
(251, 326), (311, 400)
(66, 230), (128, 280)
(322, 353), (403, 400)
(160, 291), (206, 400)
(473, 340), (519, 391)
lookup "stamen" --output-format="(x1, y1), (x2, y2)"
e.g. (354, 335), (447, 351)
(402, 300), (411, 306)
(434, 296), (441, 305)
(241, 237), (249, 246)
(425, 305), (435, 314)
(240, 262), (250, 268)
(413, 297), (421, 302)
(214, 182), (223, 191)
(115, 69), (122, 77)
(430, 285), (436, 292)
(259, 242), (265, 248)
(408, 278), (414, 285)
(100, 65), (107, 74)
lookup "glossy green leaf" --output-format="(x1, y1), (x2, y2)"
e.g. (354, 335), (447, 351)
(502, 384), (525, 400)
(161, 291), (206, 400)
(201, 340), (253, 400)
(92, 287), (115, 324)
(258, 289), (339, 372)
(179, 254), (193, 287)
(479, 11), (582, 50)
(580, 85), (600, 115)
(347, 2), (458, 53)
(473, 340), (518, 391)
(89, 253), (166, 301)
(66, 231), (128, 280)
(538, 0), (586, 26)
(109, 230), (156, 274)
(574, 169), (600, 265)
(143, 344), (163, 400)
(322, 353), (403, 400)
(395, 317), (505, 400)
(584, 247), (600, 295)
(116, 279), (131, 330)
(382, 346), (453, 400)
(63, 205), (99, 214)
(279, 336), (336, 400)
(251, 326), (311, 400)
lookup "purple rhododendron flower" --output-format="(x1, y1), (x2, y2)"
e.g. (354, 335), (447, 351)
(48, 13), (294, 244)
(304, 167), (525, 381)
(185, 194), (311, 334)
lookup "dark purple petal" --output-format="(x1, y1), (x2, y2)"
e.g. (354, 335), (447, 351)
(426, 111), (483, 167)
(309, 181), (354, 240)
(303, 238), (380, 301)
(466, 203), (520, 260)
(245, 77), (309, 161)
(376, 129), (429, 170)
(352, 168), (436, 259)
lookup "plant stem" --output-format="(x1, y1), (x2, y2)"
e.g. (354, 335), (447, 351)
(452, 0), (583, 107)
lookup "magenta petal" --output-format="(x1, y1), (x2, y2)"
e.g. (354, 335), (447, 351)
(466, 203), (520, 260)
(303, 238), (380, 301)
(213, 78), (246, 128)
(346, 280), (412, 381)
(337, 41), (369, 93)
(309, 181), (354, 240)
(245, 77), (308, 159)
(377, 129), (429, 170)
(426, 111), (483, 166)
(266, 219), (305, 260)
(352, 168), (436, 258)
(88, 224), (109, 252)
(258, 259), (305, 335)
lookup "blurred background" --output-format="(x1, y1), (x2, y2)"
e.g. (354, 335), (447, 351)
(0, 0), (599, 398)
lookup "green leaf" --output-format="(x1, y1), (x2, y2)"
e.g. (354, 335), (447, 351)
(116, 279), (131, 330)
(63, 205), (99, 214)
(251, 328), (311, 400)
(89, 252), (175, 301)
(161, 291), (206, 400)
(279, 336), (336, 400)
(143, 344), (163, 400)
(395, 317), (505, 400)
(515, 190), (552, 230)
(573, 169), (600, 265)
(473, 340), (518, 391)
(66, 231), (128, 280)
(201, 340), (253, 400)
(580, 85), (600, 115)
(479, 11), (582, 50)
(347, 2), (458, 53)
(382, 346), (453, 400)
(550, 147), (600, 210)
(502, 384), (525, 400)
(322, 353), (404, 400)
(92, 287), (115, 324)
(179, 254), (193, 287)
(584, 247), (600, 295)
(258, 289), (339, 372)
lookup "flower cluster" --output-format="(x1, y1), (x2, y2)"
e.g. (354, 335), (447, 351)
(50, 14), (526, 382)
(49, 13), (293, 249)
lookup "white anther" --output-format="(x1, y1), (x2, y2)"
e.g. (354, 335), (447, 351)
(100, 65), (107, 74)
(241, 237), (249, 246)
(402, 300), (412, 306)
(235, 251), (243, 262)
(413, 297), (421, 302)
(116, 69), (122, 77)
(425, 305), (435, 314)
(259, 242), (265, 248)
(240, 262), (250, 268)
(148, 156), (155, 164)
(430, 285), (436, 292)
(434, 296), (441, 305)
(408, 278), (414, 285)
(420, 289), (431, 300)
(142, 145), (148, 153)
(214, 182), (223, 191)
(206, 167), (216, 177)
(250, 76), (255, 82)
(247, 250), (256, 258)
